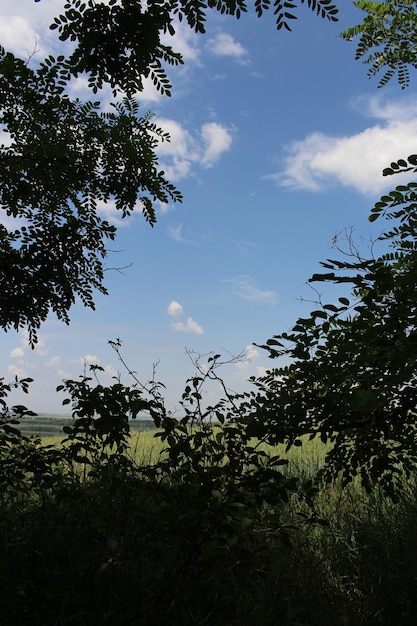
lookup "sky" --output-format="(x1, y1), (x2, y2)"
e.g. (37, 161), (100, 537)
(2, 0), (417, 415)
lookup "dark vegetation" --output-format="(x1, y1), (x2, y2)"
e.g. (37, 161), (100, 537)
(16, 416), (154, 438)
(3, 359), (417, 626)
(2, 0), (417, 623)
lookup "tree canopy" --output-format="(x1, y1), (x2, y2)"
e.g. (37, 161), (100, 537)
(3, 0), (417, 495)
(226, 0), (417, 496)
(51, 0), (339, 96)
(341, 0), (417, 88)
(0, 47), (180, 343)
(0, 0), (338, 343)
(251, 154), (417, 495)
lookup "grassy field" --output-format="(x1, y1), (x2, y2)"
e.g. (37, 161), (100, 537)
(34, 418), (329, 470)
(2, 419), (417, 625)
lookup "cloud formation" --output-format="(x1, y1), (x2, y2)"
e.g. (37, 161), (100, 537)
(156, 118), (233, 181)
(232, 345), (268, 381)
(201, 122), (233, 167)
(167, 300), (204, 334)
(163, 20), (200, 64)
(167, 301), (184, 317)
(273, 96), (417, 196)
(10, 347), (24, 358)
(207, 32), (248, 64)
(234, 345), (260, 369)
(226, 275), (277, 305)
(0, 15), (39, 57)
(172, 317), (204, 335)
(47, 356), (61, 368)
(167, 223), (193, 244)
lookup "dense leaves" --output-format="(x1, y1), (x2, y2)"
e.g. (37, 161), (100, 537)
(0, 47), (181, 343)
(51, 0), (183, 96)
(342, 0), (417, 88)
(0, 0), (338, 342)
(51, 0), (338, 96)
(243, 1), (417, 492)
(253, 166), (417, 496)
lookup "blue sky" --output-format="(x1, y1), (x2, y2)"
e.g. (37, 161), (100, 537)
(2, 0), (417, 414)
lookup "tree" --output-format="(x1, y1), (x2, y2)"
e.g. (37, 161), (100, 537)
(0, 0), (338, 343)
(0, 48), (181, 344)
(51, 0), (339, 97)
(341, 0), (417, 88)
(239, 0), (417, 496)
(250, 178), (417, 496)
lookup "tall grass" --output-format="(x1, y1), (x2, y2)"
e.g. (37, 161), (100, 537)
(3, 425), (417, 624)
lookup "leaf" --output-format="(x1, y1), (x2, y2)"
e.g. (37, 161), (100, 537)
(312, 310), (328, 319)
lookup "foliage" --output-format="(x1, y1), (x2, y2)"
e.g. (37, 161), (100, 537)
(251, 159), (417, 496)
(50, 0), (184, 97)
(0, 348), (319, 625)
(51, 0), (339, 98)
(341, 0), (417, 88)
(0, 47), (181, 343)
(2, 392), (417, 623)
(0, 0), (338, 342)
(59, 374), (150, 477)
(3, 0), (417, 620)
(240, 1), (417, 497)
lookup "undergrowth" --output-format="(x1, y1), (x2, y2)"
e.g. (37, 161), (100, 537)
(1, 350), (417, 625)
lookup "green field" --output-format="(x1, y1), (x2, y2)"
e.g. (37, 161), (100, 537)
(34, 419), (329, 471)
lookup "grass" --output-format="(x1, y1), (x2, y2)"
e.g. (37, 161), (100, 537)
(2, 421), (417, 625)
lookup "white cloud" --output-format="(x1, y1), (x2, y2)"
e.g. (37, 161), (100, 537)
(103, 364), (118, 378)
(255, 365), (268, 378)
(47, 356), (61, 368)
(6, 331), (49, 368)
(10, 347), (24, 358)
(19, 331), (48, 356)
(32, 336), (48, 356)
(354, 95), (417, 123)
(235, 345), (260, 369)
(167, 301), (204, 334)
(0, 128), (13, 149)
(162, 20), (200, 64)
(0, 15), (43, 58)
(207, 32), (248, 64)
(226, 275), (277, 304)
(167, 301), (184, 317)
(274, 96), (417, 196)
(172, 317), (204, 335)
(96, 199), (125, 226)
(231, 345), (270, 384)
(8, 364), (25, 378)
(57, 368), (73, 381)
(74, 354), (100, 366)
(201, 122), (233, 167)
(167, 223), (193, 244)
(136, 77), (164, 103)
(245, 345), (260, 361)
(156, 118), (233, 180)
(96, 198), (145, 226)
(156, 200), (174, 216)
(156, 118), (199, 181)
(1, 0), (72, 60)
